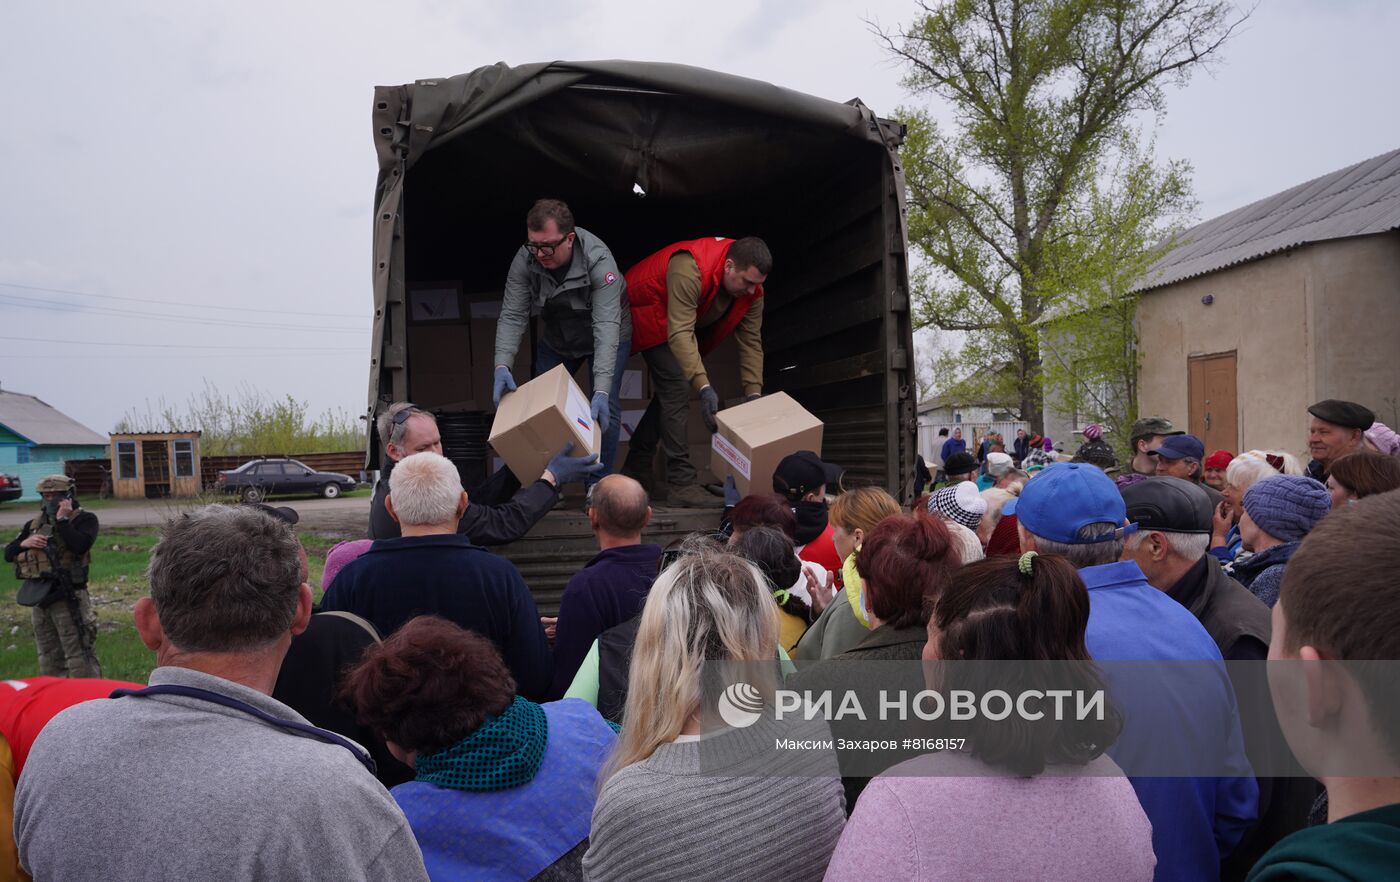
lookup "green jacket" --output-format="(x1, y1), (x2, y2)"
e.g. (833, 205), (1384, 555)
(494, 226), (631, 393)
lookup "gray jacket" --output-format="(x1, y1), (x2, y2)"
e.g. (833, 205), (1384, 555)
(495, 226), (631, 393)
(15, 666), (429, 882)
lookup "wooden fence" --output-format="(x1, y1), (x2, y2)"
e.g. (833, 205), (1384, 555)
(65, 451), (367, 497)
(198, 452), (367, 488)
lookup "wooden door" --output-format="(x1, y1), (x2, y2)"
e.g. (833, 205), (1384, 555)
(1188, 352), (1239, 453)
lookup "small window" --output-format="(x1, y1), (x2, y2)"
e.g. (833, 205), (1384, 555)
(174, 440), (194, 478)
(15, 446), (29, 465)
(117, 442), (137, 479)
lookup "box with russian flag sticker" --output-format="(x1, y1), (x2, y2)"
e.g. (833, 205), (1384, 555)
(710, 392), (824, 497)
(488, 363), (602, 484)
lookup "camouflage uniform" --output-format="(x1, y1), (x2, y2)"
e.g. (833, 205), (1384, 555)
(4, 475), (101, 677)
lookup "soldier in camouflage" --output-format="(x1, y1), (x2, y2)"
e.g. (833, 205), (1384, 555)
(3, 475), (101, 676)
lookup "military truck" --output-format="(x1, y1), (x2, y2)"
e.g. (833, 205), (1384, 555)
(366, 61), (915, 610)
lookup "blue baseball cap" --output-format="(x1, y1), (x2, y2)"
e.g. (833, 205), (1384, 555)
(1003, 462), (1136, 545)
(1148, 434), (1205, 461)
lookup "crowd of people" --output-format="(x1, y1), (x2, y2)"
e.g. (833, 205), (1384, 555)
(5, 387), (1400, 881)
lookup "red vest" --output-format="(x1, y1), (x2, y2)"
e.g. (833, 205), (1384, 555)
(625, 237), (764, 354)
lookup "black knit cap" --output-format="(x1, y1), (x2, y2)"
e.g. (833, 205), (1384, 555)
(1307, 399), (1374, 431)
(943, 452), (979, 476)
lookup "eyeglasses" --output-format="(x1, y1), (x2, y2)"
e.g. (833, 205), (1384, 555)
(524, 235), (570, 257)
(391, 405), (422, 427)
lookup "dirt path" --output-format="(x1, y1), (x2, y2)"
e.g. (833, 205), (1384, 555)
(0, 496), (372, 536)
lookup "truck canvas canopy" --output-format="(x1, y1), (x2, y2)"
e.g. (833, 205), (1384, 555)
(369, 59), (915, 495)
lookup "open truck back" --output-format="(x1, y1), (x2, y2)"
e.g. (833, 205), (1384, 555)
(366, 60), (916, 608)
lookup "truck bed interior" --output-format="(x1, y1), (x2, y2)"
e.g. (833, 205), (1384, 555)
(396, 81), (913, 491)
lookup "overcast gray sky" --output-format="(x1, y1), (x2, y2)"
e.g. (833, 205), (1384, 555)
(2, 0), (1396, 435)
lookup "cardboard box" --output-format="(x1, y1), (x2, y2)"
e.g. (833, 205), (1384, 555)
(711, 392), (824, 497)
(489, 364), (602, 484)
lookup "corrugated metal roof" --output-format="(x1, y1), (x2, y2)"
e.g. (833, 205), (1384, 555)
(0, 390), (108, 447)
(1134, 147), (1400, 292)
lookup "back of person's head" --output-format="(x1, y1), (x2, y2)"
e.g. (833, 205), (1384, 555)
(729, 494), (798, 541)
(322, 539), (373, 590)
(727, 237), (773, 275)
(829, 486), (902, 537)
(387, 452), (464, 526)
(342, 616), (515, 757)
(1276, 490), (1400, 767)
(1279, 491), (1400, 661)
(526, 197), (574, 233)
(731, 527), (807, 619)
(929, 553), (1121, 775)
(605, 538), (775, 779)
(591, 474), (651, 536)
(1242, 474), (1331, 544)
(856, 512), (962, 629)
(147, 505), (302, 653)
(1328, 451), (1400, 499)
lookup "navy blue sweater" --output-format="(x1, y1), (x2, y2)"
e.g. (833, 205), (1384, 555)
(321, 534), (552, 700)
(548, 544), (662, 700)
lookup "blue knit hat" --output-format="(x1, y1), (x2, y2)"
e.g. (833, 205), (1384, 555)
(1242, 475), (1331, 542)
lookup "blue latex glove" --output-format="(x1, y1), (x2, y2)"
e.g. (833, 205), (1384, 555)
(591, 391), (609, 432)
(545, 442), (605, 486)
(723, 475), (739, 507)
(492, 366), (517, 407)
(699, 385), (720, 433)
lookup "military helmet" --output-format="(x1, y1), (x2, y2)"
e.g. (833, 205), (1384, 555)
(36, 474), (74, 493)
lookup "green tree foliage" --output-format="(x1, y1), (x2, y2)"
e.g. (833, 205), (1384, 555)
(1040, 136), (1195, 454)
(114, 382), (365, 455)
(877, 0), (1244, 430)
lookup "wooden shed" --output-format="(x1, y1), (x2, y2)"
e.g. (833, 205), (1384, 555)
(109, 431), (202, 499)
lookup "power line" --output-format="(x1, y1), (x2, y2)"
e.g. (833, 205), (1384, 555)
(0, 292), (368, 335)
(0, 280), (365, 319)
(0, 334), (363, 352)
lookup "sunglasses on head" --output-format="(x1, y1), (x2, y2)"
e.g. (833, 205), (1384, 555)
(391, 405), (422, 427)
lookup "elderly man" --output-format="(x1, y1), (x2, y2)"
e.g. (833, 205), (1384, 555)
(368, 402), (602, 541)
(1127, 416), (1184, 476)
(13, 506), (429, 881)
(547, 475), (660, 698)
(1008, 463), (1258, 882)
(621, 236), (772, 508)
(3, 474), (101, 677)
(1150, 434), (1224, 508)
(1305, 398), (1374, 481)
(493, 199), (630, 485)
(1121, 477), (1270, 661)
(324, 452), (551, 700)
(1122, 477), (1319, 878)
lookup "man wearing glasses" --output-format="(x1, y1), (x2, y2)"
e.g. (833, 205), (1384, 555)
(368, 403), (601, 543)
(493, 199), (630, 492)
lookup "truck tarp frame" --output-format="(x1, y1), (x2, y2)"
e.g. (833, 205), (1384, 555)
(368, 59), (916, 497)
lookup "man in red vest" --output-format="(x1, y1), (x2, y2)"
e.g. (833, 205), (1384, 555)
(621, 237), (772, 508)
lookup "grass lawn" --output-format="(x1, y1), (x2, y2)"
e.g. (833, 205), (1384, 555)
(0, 526), (350, 683)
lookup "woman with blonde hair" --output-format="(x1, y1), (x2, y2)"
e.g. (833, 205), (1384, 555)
(584, 539), (845, 881)
(790, 487), (902, 661)
(1210, 450), (1304, 565)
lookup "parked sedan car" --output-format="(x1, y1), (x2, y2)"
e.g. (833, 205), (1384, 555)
(217, 458), (358, 503)
(0, 473), (21, 503)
